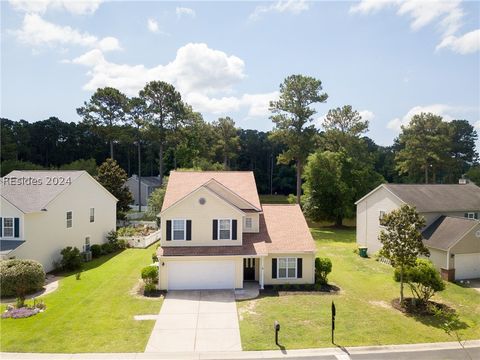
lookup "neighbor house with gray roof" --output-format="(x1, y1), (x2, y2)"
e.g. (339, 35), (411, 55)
(0, 170), (117, 272)
(126, 174), (162, 208)
(356, 182), (480, 281)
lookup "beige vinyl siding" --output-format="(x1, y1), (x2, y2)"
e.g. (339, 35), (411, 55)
(356, 186), (404, 254)
(263, 253), (315, 285)
(161, 186), (244, 247)
(158, 256), (243, 290)
(7, 174), (116, 272)
(451, 224), (480, 255)
(427, 248), (448, 271)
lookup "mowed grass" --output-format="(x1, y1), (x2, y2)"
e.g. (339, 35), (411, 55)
(238, 227), (480, 350)
(259, 194), (289, 204)
(0, 247), (162, 353)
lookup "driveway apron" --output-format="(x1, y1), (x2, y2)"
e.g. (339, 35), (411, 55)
(145, 290), (241, 352)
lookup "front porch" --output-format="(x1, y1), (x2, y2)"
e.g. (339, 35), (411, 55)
(242, 256), (265, 290)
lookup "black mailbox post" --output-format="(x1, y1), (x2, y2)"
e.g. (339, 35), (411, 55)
(274, 320), (280, 346)
(331, 301), (336, 344)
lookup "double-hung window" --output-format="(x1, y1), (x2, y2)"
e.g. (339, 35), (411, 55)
(466, 212), (475, 219)
(219, 219), (231, 240)
(3, 218), (14, 237)
(90, 208), (95, 223)
(245, 217), (252, 229)
(172, 219), (186, 240)
(66, 211), (73, 228)
(278, 257), (297, 279)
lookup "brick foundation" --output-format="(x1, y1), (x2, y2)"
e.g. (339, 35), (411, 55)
(440, 268), (455, 282)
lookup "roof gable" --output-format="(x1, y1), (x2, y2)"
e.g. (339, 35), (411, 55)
(423, 216), (479, 251)
(161, 171), (261, 212)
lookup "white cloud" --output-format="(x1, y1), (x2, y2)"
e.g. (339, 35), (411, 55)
(13, 14), (121, 52)
(387, 104), (455, 131)
(9, 0), (102, 15)
(359, 110), (375, 122)
(350, 0), (478, 54)
(249, 0), (309, 21)
(475, 121), (480, 130)
(68, 43), (275, 118)
(147, 18), (159, 33)
(436, 29), (480, 55)
(176, 7), (196, 19)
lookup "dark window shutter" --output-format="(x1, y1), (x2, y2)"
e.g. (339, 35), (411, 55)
(186, 220), (192, 240)
(465, 213), (468, 218)
(166, 220), (172, 241)
(213, 220), (218, 240)
(272, 258), (277, 279)
(297, 258), (303, 278)
(232, 220), (237, 240)
(14, 218), (20, 238)
(475, 213), (479, 220)
(0, 217), (2, 237)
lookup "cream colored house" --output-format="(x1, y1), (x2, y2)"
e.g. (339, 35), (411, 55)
(157, 171), (316, 290)
(0, 170), (117, 272)
(356, 182), (480, 280)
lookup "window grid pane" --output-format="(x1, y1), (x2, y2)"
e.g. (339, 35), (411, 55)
(3, 218), (13, 237)
(278, 257), (297, 279)
(219, 219), (231, 239)
(245, 218), (252, 228)
(90, 208), (95, 222)
(66, 212), (72, 228)
(172, 220), (185, 240)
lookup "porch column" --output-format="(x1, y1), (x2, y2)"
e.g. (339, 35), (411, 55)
(260, 256), (265, 289)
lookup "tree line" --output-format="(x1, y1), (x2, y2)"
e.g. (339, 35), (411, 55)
(1, 75), (478, 225)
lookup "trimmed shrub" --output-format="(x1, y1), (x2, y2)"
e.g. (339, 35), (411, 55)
(106, 230), (118, 244)
(141, 265), (158, 282)
(394, 258), (445, 304)
(315, 257), (332, 285)
(116, 239), (127, 250)
(101, 243), (115, 254)
(90, 244), (102, 258)
(60, 246), (83, 271)
(0, 259), (45, 298)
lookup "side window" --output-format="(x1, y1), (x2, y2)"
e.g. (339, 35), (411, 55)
(172, 219), (186, 240)
(3, 218), (14, 237)
(66, 211), (73, 228)
(90, 208), (95, 223)
(245, 217), (252, 229)
(219, 219), (231, 240)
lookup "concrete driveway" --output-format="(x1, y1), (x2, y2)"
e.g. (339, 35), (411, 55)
(145, 290), (241, 352)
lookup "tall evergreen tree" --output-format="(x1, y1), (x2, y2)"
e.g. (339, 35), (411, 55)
(213, 117), (240, 169)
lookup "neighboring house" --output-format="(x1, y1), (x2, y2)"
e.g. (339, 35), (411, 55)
(356, 182), (480, 281)
(0, 170), (117, 272)
(156, 171), (316, 290)
(126, 175), (161, 207)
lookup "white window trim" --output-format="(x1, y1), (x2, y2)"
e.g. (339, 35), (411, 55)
(66, 211), (73, 229)
(277, 257), (298, 279)
(2, 217), (14, 238)
(90, 208), (95, 223)
(467, 212), (475, 219)
(245, 217), (252, 229)
(218, 218), (233, 240)
(171, 219), (187, 241)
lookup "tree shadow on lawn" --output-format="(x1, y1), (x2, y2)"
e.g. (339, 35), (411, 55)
(392, 298), (469, 332)
(49, 250), (125, 277)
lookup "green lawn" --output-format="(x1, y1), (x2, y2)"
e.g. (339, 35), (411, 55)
(259, 194), (290, 204)
(238, 227), (480, 350)
(0, 248), (162, 353)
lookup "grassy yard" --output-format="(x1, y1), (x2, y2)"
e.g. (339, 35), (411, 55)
(238, 227), (480, 350)
(259, 194), (290, 204)
(0, 247), (162, 353)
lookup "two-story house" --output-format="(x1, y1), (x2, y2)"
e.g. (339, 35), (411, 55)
(156, 171), (316, 290)
(126, 174), (162, 208)
(356, 182), (480, 281)
(0, 170), (117, 272)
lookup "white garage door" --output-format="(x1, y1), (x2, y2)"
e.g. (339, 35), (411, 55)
(455, 253), (480, 280)
(167, 260), (236, 290)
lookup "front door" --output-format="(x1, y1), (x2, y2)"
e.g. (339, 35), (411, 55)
(243, 258), (255, 281)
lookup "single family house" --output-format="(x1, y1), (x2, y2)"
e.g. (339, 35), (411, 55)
(356, 181), (480, 281)
(0, 170), (117, 272)
(126, 175), (162, 207)
(156, 171), (316, 290)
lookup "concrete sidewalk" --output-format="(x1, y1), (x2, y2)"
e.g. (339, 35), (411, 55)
(1, 340), (479, 360)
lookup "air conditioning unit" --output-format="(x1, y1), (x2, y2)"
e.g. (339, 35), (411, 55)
(83, 251), (92, 262)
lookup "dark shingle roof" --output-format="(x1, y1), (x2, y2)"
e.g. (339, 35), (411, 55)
(422, 216), (479, 250)
(140, 176), (162, 187)
(0, 239), (25, 255)
(385, 183), (480, 212)
(1, 171), (84, 213)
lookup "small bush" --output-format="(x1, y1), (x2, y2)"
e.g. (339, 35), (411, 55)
(141, 265), (159, 284)
(60, 247), (83, 271)
(152, 253), (159, 263)
(144, 283), (156, 295)
(106, 229), (118, 243)
(90, 244), (102, 258)
(116, 239), (127, 249)
(0, 259), (45, 298)
(101, 243), (115, 254)
(315, 257), (332, 285)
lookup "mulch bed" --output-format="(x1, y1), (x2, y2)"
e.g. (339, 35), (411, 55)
(391, 297), (453, 316)
(261, 284), (341, 296)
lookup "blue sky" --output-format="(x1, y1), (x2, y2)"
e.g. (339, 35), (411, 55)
(1, 0), (479, 147)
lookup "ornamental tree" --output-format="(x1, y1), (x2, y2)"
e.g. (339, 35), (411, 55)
(379, 204), (429, 303)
